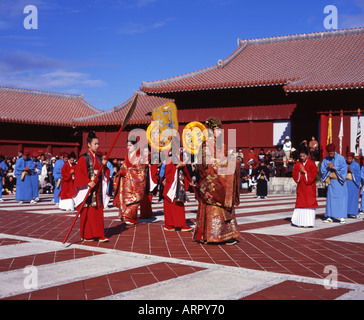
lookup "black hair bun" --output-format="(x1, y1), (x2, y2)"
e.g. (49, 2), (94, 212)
(87, 131), (98, 144)
(88, 131), (96, 139)
(128, 135), (138, 145)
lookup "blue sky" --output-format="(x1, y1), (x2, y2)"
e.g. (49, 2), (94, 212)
(0, 0), (363, 110)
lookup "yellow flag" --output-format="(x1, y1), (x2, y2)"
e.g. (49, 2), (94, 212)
(327, 113), (332, 144)
(147, 102), (179, 151)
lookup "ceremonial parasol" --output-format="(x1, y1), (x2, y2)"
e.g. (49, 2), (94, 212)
(146, 103), (202, 200)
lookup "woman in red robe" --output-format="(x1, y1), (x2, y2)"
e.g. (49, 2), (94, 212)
(113, 137), (146, 225)
(291, 147), (318, 227)
(162, 148), (193, 232)
(73, 131), (110, 242)
(59, 152), (76, 211)
(139, 148), (159, 219)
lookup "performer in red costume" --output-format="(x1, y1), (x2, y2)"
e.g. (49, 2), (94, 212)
(59, 152), (76, 211)
(291, 147), (318, 227)
(113, 136), (146, 225)
(139, 147), (159, 219)
(193, 117), (240, 244)
(73, 131), (110, 242)
(162, 147), (193, 232)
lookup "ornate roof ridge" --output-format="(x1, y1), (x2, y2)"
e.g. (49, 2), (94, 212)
(237, 27), (364, 47)
(141, 65), (218, 88)
(0, 86), (83, 100)
(72, 108), (115, 122)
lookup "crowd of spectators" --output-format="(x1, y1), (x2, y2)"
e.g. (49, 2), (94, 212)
(1, 136), (320, 197)
(0, 151), (124, 196)
(238, 136), (320, 192)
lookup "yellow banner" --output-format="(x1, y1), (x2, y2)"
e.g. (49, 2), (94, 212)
(327, 115), (332, 144)
(147, 102), (179, 151)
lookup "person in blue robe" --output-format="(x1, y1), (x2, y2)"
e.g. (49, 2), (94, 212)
(346, 152), (361, 219)
(14, 153), (35, 203)
(53, 154), (65, 205)
(360, 165), (364, 214)
(321, 144), (348, 223)
(0, 155), (7, 201)
(31, 155), (42, 202)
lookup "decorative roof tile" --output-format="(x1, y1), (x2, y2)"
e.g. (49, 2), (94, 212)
(140, 28), (364, 94)
(0, 87), (100, 126)
(72, 92), (174, 127)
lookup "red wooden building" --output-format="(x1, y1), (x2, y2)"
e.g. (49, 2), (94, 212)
(139, 28), (364, 159)
(0, 87), (173, 160)
(0, 87), (100, 157)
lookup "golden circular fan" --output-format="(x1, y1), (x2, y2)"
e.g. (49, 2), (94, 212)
(146, 122), (173, 151)
(182, 121), (207, 154)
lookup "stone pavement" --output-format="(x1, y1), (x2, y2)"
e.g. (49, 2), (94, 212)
(0, 192), (364, 302)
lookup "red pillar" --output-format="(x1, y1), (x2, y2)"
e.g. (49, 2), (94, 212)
(320, 114), (328, 160)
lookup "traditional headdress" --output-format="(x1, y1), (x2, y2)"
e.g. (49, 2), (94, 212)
(346, 152), (355, 158)
(326, 143), (336, 152)
(205, 117), (222, 130)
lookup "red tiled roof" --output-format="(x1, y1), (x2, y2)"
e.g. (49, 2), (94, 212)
(0, 87), (100, 126)
(72, 92), (174, 127)
(140, 28), (364, 94)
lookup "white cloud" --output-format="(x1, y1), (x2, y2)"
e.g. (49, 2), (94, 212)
(0, 0), (46, 18)
(115, 0), (158, 9)
(133, 0), (158, 8)
(118, 17), (175, 35)
(152, 17), (175, 29)
(332, 0), (364, 29)
(0, 50), (69, 74)
(340, 13), (364, 28)
(0, 70), (106, 90)
(0, 50), (106, 90)
(118, 23), (147, 35)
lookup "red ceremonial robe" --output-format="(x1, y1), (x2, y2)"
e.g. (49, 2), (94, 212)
(292, 158), (318, 209)
(113, 152), (146, 224)
(59, 161), (75, 200)
(162, 162), (190, 228)
(73, 152), (109, 240)
(193, 139), (240, 243)
(140, 164), (158, 219)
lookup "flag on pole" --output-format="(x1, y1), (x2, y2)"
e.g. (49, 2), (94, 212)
(338, 110), (343, 154)
(327, 112), (332, 145)
(355, 108), (361, 156)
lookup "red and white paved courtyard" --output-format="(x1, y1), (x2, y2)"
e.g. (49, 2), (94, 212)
(1, 192), (364, 301)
